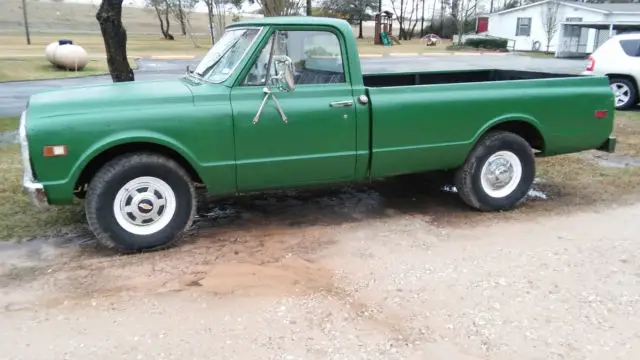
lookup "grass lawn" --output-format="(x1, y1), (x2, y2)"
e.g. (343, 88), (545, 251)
(356, 38), (452, 55)
(0, 112), (638, 241)
(0, 143), (84, 240)
(0, 32), (450, 58)
(516, 51), (557, 59)
(0, 32), (451, 82)
(0, 117), (19, 132)
(0, 32), (213, 58)
(0, 57), (139, 82)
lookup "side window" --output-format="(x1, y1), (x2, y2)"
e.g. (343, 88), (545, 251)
(242, 30), (346, 86)
(515, 17), (531, 37)
(620, 39), (640, 57)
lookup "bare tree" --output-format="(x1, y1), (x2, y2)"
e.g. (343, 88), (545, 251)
(202, 0), (231, 44)
(248, 0), (305, 16)
(390, 0), (422, 40)
(541, 0), (562, 53)
(452, 0), (477, 45)
(96, 0), (135, 82)
(169, 0), (198, 36)
(146, 0), (175, 40)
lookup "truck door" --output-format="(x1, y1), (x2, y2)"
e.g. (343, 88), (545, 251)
(230, 28), (358, 191)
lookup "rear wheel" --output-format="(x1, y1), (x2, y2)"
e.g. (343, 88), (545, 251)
(609, 77), (637, 110)
(454, 131), (535, 211)
(85, 153), (196, 253)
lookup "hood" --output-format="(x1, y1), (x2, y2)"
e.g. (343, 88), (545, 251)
(26, 78), (194, 119)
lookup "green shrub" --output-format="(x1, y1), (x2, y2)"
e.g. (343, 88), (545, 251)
(464, 38), (508, 50)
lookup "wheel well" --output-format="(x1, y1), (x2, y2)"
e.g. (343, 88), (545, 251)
(486, 120), (545, 152)
(607, 74), (638, 96)
(75, 142), (204, 192)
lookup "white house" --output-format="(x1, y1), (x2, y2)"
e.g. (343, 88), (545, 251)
(484, 1), (640, 56)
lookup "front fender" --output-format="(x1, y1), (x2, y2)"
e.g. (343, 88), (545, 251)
(69, 130), (205, 188)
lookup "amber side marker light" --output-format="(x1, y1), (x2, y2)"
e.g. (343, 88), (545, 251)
(594, 110), (608, 119)
(43, 145), (68, 157)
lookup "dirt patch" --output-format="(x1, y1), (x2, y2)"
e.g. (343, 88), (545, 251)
(0, 222), (344, 309)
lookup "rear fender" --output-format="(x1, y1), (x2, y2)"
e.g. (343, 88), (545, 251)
(471, 114), (546, 151)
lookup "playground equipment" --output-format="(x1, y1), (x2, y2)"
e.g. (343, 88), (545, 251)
(374, 11), (401, 46)
(421, 34), (442, 47)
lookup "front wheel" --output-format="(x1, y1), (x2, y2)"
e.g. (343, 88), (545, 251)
(454, 131), (535, 211)
(85, 153), (197, 253)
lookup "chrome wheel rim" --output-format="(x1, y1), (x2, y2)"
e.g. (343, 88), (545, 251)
(611, 83), (631, 108)
(480, 151), (522, 198)
(113, 176), (176, 235)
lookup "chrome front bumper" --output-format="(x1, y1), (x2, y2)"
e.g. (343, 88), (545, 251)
(19, 111), (49, 209)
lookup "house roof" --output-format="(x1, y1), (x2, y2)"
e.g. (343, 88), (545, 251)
(582, 3), (640, 13)
(491, 0), (640, 16)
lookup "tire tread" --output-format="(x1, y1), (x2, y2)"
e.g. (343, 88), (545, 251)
(85, 152), (196, 253)
(454, 130), (534, 212)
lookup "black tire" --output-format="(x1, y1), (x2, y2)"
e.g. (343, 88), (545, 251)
(609, 77), (637, 110)
(454, 131), (535, 212)
(85, 153), (197, 253)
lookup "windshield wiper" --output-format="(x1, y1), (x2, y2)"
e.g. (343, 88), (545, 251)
(194, 38), (241, 78)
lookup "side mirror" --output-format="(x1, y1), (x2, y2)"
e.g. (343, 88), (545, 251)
(271, 55), (296, 92)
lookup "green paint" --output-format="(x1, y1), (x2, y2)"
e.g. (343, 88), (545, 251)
(20, 16), (616, 206)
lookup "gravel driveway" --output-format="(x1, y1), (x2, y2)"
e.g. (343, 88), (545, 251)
(1, 183), (639, 360)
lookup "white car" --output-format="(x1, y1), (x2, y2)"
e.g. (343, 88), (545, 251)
(582, 32), (640, 110)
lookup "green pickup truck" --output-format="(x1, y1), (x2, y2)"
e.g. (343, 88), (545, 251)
(20, 17), (616, 253)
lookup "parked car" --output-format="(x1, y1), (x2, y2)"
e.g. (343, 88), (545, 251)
(19, 17), (617, 253)
(583, 32), (640, 110)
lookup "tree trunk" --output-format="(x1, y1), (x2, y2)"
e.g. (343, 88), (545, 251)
(178, 0), (187, 35)
(358, 19), (363, 39)
(154, 6), (168, 38)
(96, 0), (134, 82)
(204, 1), (214, 44)
(306, 0), (312, 16)
(420, 0), (425, 37)
(164, 3), (174, 40)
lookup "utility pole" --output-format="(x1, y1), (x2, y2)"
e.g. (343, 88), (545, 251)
(22, 0), (31, 45)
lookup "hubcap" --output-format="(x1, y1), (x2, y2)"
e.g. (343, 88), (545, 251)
(611, 83), (631, 108)
(113, 176), (177, 235)
(480, 151), (523, 198)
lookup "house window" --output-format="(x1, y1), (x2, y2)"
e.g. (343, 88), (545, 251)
(516, 17), (531, 36)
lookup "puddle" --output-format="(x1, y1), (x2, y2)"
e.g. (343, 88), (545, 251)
(592, 154), (640, 168)
(440, 177), (549, 200)
(0, 131), (18, 145)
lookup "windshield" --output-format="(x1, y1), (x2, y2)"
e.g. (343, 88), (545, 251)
(193, 27), (262, 83)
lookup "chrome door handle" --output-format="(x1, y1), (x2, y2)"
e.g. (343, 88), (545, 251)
(330, 100), (353, 108)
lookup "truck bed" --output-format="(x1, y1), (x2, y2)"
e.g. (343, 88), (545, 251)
(362, 68), (614, 179)
(363, 69), (580, 88)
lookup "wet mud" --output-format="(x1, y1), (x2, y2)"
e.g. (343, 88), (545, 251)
(0, 173), (553, 313)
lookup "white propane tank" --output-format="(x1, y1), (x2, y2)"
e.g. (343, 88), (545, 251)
(45, 42), (59, 64)
(53, 44), (89, 71)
